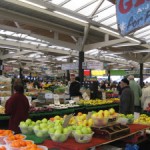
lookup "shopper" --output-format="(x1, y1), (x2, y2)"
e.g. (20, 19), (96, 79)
(141, 83), (150, 110)
(5, 85), (30, 133)
(119, 78), (134, 114)
(128, 75), (142, 112)
(69, 74), (81, 98)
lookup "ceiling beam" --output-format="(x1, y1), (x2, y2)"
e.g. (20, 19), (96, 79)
(1, 50), (31, 60)
(84, 38), (128, 51)
(0, 24), (77, 49)
(0, 38), (131, 65)
(0, 8), (82, 37)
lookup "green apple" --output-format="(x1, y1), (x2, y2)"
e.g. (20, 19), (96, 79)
(76, 125), (83, 130)
(33, 125), (40, 130)
(42, 118), (48, 123)
(86, 127), (92, 134)
(81, 127), (89, 134)
(55, 129), (62, 134)
(26, 119), (32, 124)
(48, 128), (55, 134)
(20, 122), (28, 128)
(40, 123), (47, 128)
(63, 128), (69, 134)
(36, 132), (44, 137)
(59, 134), (66, 142)
(36, 120), (41, 124)
(75, 130), (82, 135)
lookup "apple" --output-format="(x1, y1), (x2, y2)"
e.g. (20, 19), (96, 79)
(33, 125), (40, 130)
(55, 129), (62, 134)
(86, 127), (92, 134)
(40, 123), (47, 128)
(75, 130), (82, 135)
(36, 132), (44, 137)
(20, 122), (28, 128)
(26, 119), (32, 125)
(104, 110), (110, 118)
(59, 134), (66, 142)
(48, 128), (55, 134)
(63, 128), (69, 134)
(109, 108), (115, 115)
(76, 125), (83, 130)
(81, 127), (89, 134)
(42, 118), (48, 123)
(36, 120), (41, 124)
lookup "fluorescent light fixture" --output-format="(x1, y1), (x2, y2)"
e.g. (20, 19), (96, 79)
(100, 27), (119, 35)
(125, 36), (141, 44)
(54, 11), (88, 23)
(133, 50), (150, 53)
(18, 0), (47, 9)
(9, 51), (15, 54)
(112, 43), (140, 47)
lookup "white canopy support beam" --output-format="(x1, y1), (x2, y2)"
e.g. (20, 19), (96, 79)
(1, 50), (31, 60)
(84, 38), (128, 51)
(0, 39), (132, 65)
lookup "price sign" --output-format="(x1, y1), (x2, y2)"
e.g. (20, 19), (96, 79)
(86, 112), (92, 120)
(62, 114), (73, 128)
(69, 100), (75, 104)
(45, 93), (53, 99)
(53, 94), (60, 105)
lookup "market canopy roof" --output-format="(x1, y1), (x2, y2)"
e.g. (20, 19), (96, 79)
(0, 0), (150, 72)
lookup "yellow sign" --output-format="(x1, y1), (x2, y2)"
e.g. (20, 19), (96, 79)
(91, 70), (106, 76)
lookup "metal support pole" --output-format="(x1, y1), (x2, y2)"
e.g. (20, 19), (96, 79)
(0, 60), (2, 75)
(108, 70), (110, 86)
(140, 63), (143, 87)
(79, 51), (84, 83)
(20, 67), (23, 80)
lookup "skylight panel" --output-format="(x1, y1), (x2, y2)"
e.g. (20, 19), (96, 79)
(97, 0), (113, 11)
(3, 31), (14, 35)
(94, 5), (116, 22)
(50, 0), (65, 5)
(25, 36), (36, 40)
(78, 1), (102, 16)
(101, 16), (116, 26)
(135, 31), (150, 38)
(111, 24), (118, 30)
(63, 0), (94, 11)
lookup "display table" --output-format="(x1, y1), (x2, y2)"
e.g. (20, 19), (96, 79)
(42, 124), (149, 150)
(0, 103), (119, 121)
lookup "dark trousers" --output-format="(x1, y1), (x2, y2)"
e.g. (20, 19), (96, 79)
(134, 106), (141, 113)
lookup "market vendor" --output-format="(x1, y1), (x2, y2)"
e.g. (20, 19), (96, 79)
(119, 78), (134, 115)
(5, 84), (30, 133)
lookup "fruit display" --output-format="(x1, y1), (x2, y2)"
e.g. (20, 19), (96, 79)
(0, 130), (14, 144)
(134, 114), (150, 125)
(0, 146), (6, 150)
(4, 134), (26, 145)
(0, 106), (5, 114)
(19, 119), (36, 135)
(29, 106), (52, 113)
(91, 108), (118, 126)
(72, 126), (94, 143)
(78, 98), (119, 106)
(118, 114), (134, 124)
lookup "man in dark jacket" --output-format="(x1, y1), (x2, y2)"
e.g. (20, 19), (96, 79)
(69, 74), (81, 98)
(119, 78), (134, 114)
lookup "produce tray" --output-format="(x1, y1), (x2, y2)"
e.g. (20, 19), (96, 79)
(25, 134), (50, 144)
(92, 123), (130, 140)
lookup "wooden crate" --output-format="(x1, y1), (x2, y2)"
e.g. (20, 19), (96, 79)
(92, 124), (130, 140)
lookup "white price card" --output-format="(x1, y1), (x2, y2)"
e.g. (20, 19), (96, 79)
(45, 93), (53, 99)
(69, 100), (75, 104)
(53, 94), (60, 105)
(134, 112), (140, 120)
